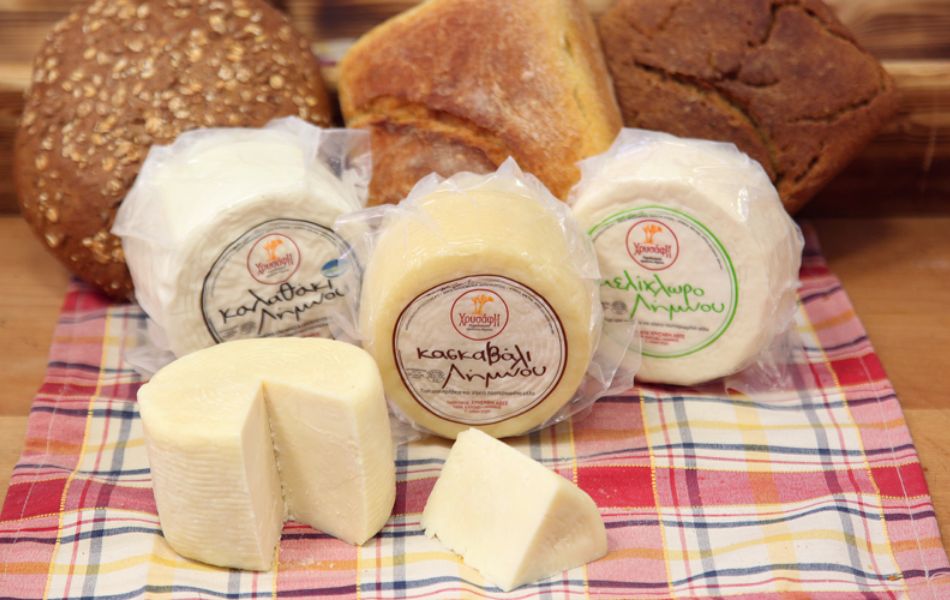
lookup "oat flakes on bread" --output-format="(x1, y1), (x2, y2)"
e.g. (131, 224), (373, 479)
(15, 0), (333, 299)
(598, 0), (900, 213)
(338, 0), (622, 205)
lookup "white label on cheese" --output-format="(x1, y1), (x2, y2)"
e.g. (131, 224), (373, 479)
(589, 205), (738, 358)
(393, 275), (567, 425)
(200, 218), (355, 343)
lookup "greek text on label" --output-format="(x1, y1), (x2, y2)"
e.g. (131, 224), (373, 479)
(415, 341), (547, 389)
(603, 271), (725, 320)
(217, 279), (343, 334)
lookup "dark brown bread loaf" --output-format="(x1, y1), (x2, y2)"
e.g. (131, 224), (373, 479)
(338, 0), (623, 205)
(598, 0), (900, 213)
(15, 0), (333, 299)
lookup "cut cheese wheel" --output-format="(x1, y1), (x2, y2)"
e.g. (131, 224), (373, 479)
(571, 130), (803, 385)
(114, 118), (365, 357)
(137, 337), (395, 571)
(422, 428), (607, 591)
(358, 169), (599, 439)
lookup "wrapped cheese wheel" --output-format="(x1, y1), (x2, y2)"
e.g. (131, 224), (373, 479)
(352, 160), (603, 439)
(571, 130), (803, 386)
(113, 118), (369, 358)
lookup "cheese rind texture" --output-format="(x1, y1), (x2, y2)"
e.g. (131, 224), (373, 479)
(421, 428), (607, 591)
(113, 117), (365, 357)
(571, 129), (803, 385)
(358, 167), (599, 439)
(138, 337), (395, 571)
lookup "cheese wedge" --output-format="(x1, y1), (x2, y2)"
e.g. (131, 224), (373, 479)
(422, 428), (607, 590)
(138, 337), (395, 571)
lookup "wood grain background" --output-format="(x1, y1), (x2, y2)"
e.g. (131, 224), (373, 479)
(0, 0), (947, 216)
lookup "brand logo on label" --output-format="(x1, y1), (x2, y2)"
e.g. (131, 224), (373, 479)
(626, 219), (679, 270)
(450, 288), (510, 341)
(246, 233), (301, 284)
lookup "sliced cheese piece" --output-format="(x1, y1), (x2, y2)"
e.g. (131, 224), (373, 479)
(114, 117), (364, 357)
(571, 129), (803, 385)
(422, 428), (607, 591)
(358, 170), (599, 439)
(138, 337), (395, 571)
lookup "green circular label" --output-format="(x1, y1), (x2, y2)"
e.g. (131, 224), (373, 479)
(588, 205), (738, 358)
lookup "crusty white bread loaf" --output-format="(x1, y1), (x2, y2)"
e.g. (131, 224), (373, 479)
(339, 0), (622, 205)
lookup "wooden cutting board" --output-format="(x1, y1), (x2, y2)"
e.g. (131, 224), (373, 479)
(0, 0), (947, 216)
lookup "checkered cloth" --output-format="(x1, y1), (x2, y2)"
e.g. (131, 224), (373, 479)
(1, 225), (948, 599)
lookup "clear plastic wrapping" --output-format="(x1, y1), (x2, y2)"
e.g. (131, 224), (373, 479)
(112, 117), (371, 373)
(570, 129), (804, 388)
(337, 158), (640, 441)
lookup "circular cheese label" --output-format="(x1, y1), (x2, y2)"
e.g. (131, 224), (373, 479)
(588, 205), (738, 358)
(393, 275), (568, 425)
(200, 218), (356, 343)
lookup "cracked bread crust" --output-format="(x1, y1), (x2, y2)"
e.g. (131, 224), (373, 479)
(339, 0), (622, 205)
(599, 0), (899, 213)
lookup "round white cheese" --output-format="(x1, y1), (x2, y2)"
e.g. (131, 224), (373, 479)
(138, 337), (396, 571)
(113, 118), (365, 357)
(358, 170), (600, 439)
(571, 130), (803, 385)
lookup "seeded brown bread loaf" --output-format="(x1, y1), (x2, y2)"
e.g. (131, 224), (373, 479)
(15, 0), (333, 299)
(338, 0), (622, 205)
(598, 0), (900, 214)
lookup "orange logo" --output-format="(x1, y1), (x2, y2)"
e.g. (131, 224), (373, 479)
(452, 288), (509, 341)
(642, 223), (662, 245)
(263, 238), (284, 262)
(626, 219), (679, 271)
(470, 293), (494, 315)
(247, 233), (300, 284)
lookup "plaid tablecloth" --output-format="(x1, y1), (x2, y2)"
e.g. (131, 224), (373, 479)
(1, 225), (948, 599)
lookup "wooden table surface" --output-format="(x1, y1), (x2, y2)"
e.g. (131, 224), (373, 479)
(0, 214), (948, 554)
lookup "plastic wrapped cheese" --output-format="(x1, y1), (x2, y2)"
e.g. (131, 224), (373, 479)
(346, 160), (612, 439)
(113, 117), (369, 358)
(571, 130), (803, 385)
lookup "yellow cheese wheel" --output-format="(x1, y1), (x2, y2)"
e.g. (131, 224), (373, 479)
(359, 173), (598, 438)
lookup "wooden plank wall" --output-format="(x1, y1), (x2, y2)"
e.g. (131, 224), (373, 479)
(1, 0), (948, 216)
